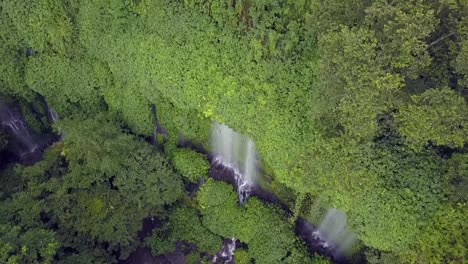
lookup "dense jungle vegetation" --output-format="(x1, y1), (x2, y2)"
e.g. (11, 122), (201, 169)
(0, 0), (467, 263)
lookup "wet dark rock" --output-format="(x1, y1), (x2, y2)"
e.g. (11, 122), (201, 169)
(209, 161), (292, 214)
(120, 247), (185, 264)
(212, 238), (237, 264)
(296, 218), (349, 264)
(138, 217), (162, 240)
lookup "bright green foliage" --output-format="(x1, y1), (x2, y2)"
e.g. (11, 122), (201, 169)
(235, 249), (251, 264)
(315, 0), (440, 141)
(1, 0), (468, 262)
(1, 0), (72, 54)
(198, 179), (312, 264)
(292, 137), (378, 210)
(54, 113), (184, 208)
(172, 149), (210, 182)
(0, 225), (58, 264)
(169, 205), (224, 254)
(397, 88), (468, 149)
(25, 53), (107, 117)
(76, 0), (319, 197)
(0, 8), (27, 98)
(402, 203), (467, 264)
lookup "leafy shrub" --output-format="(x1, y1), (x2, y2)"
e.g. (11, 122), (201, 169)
(172, 149), (210, 182)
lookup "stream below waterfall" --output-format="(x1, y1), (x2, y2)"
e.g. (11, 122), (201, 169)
(1, 101), (357, 264)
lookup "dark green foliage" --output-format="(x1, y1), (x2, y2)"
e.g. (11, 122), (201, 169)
(198, 179), (312, 264)
(397, 87), (468, 149)
(51, 115), (183, 244)
(172, 149), (210, 182)
(364, 249), (402, 264)
(0, 132), (7, 151)
(446, 153), (468, 203)
(1, 0), (467, 262)
(180, 0), (315, 60)
(0, 113), (184, 262)
(146, 206), (223, 256)
(456, 40), (468, 87)
(0, 224), (58, 264)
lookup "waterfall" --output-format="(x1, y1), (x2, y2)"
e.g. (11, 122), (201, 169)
(211, 122), (258, 204)
(48, 107), (59, 122)
(0, 101), (41, 164)
(44, 100), (59, 122)
(312, 209), (356, 254)
(0, 103), (37, 154)
(212, 237), (237, 264)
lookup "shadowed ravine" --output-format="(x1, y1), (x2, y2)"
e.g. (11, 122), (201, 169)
(1, 103), (356, 264)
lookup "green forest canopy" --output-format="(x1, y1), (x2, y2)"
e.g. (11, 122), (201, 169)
(0, 0), (467, 263)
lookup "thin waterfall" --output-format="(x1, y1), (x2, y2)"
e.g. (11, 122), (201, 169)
(212, 237), (237, 264)
(311, 208), (356, 254)
(44, 99), (59, 122)
(0, 100), (43, 164)
(0, 103), (37, 154)
(211, 122), (258, 204)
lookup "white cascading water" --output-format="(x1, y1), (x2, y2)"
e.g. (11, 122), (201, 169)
(0, 105), (37, 154)
(211, 122), (258, 204)
(49, 107), (59, 122)
(212, 237), (237, 264)
(312, 208), (356, 254)
(44, 100), (59, 122)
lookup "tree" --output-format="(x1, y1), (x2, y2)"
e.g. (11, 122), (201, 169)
(317, 27), (404, 140)
(146, 206), (223, 257)
(402, 203), (467, 264)
(0, 225), (58, 264)
(455, 40), (468, 88)
(172, 149), (210, 182)
(397, 87), (468, 149)
(1, 0), (73, 54)
(1, 113), (185, 262)
(50, 114), (183, 247)
(25, 54), (107, 117)
(197, 179), (312, 264)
